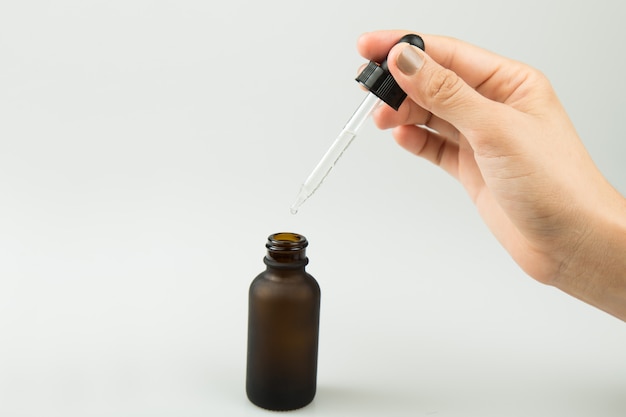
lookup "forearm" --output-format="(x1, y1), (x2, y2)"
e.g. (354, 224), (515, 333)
(552, 190), (626, 321)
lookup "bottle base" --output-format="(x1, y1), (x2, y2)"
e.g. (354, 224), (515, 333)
(246, 389), (315, 411)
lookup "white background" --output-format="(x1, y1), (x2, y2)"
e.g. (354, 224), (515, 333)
(1, 1), (625, 416)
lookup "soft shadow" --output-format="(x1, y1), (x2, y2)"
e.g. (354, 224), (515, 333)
(554, 380), (626, 417)
(310, 384), (441, 416)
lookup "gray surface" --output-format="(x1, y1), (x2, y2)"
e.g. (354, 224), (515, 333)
(1, 1), (625, 416)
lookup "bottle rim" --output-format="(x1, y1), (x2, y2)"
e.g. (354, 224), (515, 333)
(266, 232), (308, 251)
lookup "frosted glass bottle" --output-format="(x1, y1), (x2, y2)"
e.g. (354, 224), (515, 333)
(246, 232), (321, 411)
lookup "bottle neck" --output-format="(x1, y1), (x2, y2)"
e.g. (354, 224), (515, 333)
(264, 232), (309, 269)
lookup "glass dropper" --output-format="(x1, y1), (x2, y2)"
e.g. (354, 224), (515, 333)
(289, 92), (380, 215)
(289, 34), (425, 215)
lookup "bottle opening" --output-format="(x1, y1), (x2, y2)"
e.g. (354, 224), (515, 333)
(265, 232), (309, 266)
(267, 233), (308, 250)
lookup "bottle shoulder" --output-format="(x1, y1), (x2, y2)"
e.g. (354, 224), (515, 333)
(250, 269), (320, 298)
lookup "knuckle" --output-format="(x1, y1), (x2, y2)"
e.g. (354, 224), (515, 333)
(426, 68), (463, 105)
(527, 66), (548, 84)
(523, 66), (551, 91)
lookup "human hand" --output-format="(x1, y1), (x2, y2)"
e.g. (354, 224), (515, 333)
(358, 30), (626, 320)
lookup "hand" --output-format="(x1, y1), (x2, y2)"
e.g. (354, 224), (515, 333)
(358, 30), (626, 320)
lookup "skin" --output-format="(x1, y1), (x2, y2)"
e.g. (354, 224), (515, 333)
(358, 30), (626, 321)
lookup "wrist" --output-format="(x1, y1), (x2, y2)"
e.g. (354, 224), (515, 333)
(551, 191), (626, 321)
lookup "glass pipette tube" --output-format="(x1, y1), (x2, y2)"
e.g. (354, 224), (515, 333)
(290, 92), (381, 214)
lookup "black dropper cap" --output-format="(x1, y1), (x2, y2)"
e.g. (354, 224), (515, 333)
(355, 34), (425, 111)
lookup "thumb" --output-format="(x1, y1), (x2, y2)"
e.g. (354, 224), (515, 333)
(387, 43), (508, 149)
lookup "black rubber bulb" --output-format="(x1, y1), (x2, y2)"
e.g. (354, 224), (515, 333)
(356, 34), (425, 110)
(380, 34), (425, 71)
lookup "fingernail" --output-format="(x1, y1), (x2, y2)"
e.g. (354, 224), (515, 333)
(396, 45), (424, 75)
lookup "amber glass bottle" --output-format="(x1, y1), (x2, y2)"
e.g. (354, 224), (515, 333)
(246, 232), (321, 411)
